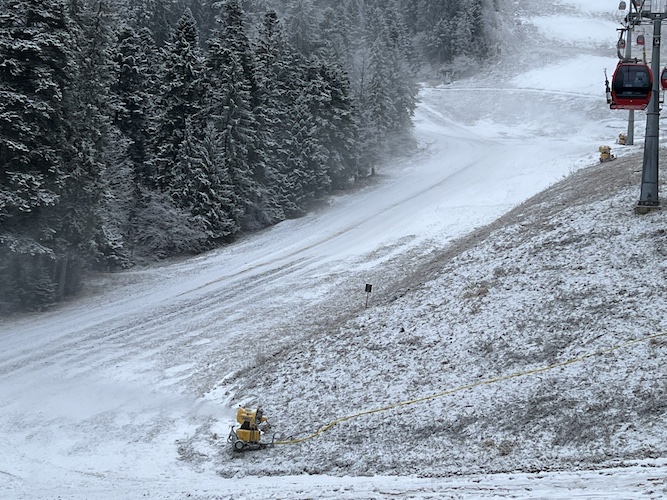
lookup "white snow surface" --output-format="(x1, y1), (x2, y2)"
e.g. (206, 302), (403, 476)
(3, 1), (667, 498)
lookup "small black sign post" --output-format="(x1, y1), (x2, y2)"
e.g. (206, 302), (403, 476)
(365, 284), (373, 308)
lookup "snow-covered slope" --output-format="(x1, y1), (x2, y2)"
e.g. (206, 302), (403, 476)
(4, 0), (667, 498)
(219, 149), (667, 478)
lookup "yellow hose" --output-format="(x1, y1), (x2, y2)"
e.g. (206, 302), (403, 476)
(275, 331), (667, 445)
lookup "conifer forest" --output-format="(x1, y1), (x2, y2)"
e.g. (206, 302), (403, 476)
(0, 0), (500, 314)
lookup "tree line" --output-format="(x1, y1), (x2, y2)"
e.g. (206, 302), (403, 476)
(0, 0), (498, 315)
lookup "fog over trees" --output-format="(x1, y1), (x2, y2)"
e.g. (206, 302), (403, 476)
(0, 0), (501, 314)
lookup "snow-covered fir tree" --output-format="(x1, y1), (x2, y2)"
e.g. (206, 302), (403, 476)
(0, 0), (81, 311)
(149, 7), (204, 192)
(205, 0), (265, 230)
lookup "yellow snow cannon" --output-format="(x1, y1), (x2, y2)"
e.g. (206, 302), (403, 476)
(617, 132), (627, 145)
(599, 145), (616, 163)
(228, 407), (274, 452)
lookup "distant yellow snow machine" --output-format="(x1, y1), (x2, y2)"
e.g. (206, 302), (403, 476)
(599, 145), (616, 163)
(617, 132), (627, 145)
(228, 407), (274, 452)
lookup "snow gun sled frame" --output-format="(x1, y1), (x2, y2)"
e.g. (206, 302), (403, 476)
(228, 407), (275, 452)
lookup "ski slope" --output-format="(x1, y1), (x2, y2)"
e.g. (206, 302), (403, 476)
(3, 0), (665, 498)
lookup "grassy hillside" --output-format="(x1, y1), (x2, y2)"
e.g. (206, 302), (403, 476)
(184, 150), (667, 478)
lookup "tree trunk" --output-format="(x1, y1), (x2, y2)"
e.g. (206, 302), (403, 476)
(55, 255), (68, 302)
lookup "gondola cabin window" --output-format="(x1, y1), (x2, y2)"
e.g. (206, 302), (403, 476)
(611, 63), (653, 110)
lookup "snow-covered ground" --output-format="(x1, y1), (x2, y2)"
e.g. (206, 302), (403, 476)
(4, 0), (667, 498)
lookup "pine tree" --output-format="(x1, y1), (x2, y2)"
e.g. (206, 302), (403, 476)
(252, 10), (289, 222)
(124, 0), (189, 45)
(352, 5), (418, 171)
(355, 7), (392, 170)
(253, 10), (318, 216)
(461, 0), (490, 61)
(174, 120), (241, 244)
(317, 6), (354, 69)
(285, 0), (319, 57)
(292, 62), (331, 201)
(382, 4), (418, 154)
(206, 0), (266, 230)
(96, 126), (134, 269)
(149, 7), (205, 192)
(411, 0), (496, 68)
(109, 24), (160, 259)
(112, 24), (156, 173)
(0, 0), (79, 310)
(311, 58), (359, 189)
(62, 0), (120, 289)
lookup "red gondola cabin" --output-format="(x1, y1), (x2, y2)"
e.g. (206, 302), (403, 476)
(610, 62), (653, 110)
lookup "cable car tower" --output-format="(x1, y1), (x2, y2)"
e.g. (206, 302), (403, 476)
(612, 0), (665, 212)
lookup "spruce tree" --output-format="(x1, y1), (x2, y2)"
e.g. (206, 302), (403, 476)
(206, 0), (266, 230)
(110, 24), (159, 259)
(63, 0), (119, 287)
(150, 7), (205, 192)
(96, 126), (134, 269)
(112, 24), (155, 172)
(124, 0), (188, 45)
(311, 57), (359, 189)
(285, 0), (319, 57)
(253, 10), (308, 221)
(174, 120), (241, 244)
(0, 0), (78, 310)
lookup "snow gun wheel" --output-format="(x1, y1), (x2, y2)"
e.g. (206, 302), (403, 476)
(233, 439), (246, 452)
